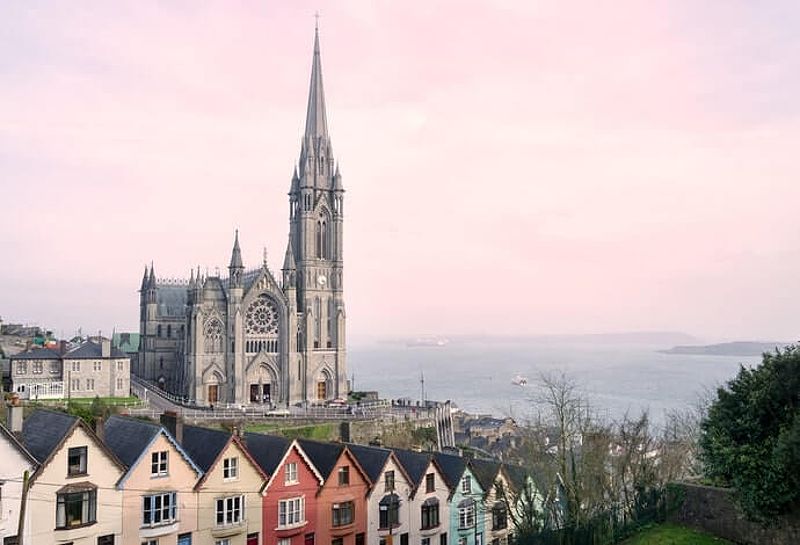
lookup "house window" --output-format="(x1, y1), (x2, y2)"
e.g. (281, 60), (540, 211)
(33, 362), (43, 374)
(331, 501), (354, 527)
(116, 377), (124, 390)
(338, 466), (350, 486)
(278, 497), (304, 527)
(223, 457), (238, 480)
(56, 488), (97, 528)
(94, 361), (102, 371)
(67, 446), (88, 475)
(71, 378), (80, 391)
(378, 494), (399, 529)
(86, 378), (95, 390)
(425, 473), (435, 493)
(285, 462), (298, 484)
(215, 540), (230, 545)
(143, 491), (177, 525)
(16, 361), (26, 374)
(151, 451), (168, 477)
(384, 470), (395, 492)
(476, 533), (483, 545)
(492, 503), (508, 530)
(458, 539), (467, 545)
(355, 534), (365, 545)
(72, 361), (80, 372)
(421, 499), (440, 529)
(440, 534), (447, 545)
(458, 500), (476, 529)
(332, 539), (342, 545)
(50, 361), (60, 374)
(215, 495), (244, 526)
(278, 539), (291, 545)
(142, 540), (158, 545)
(422, 539), (430, 545)
(461, 475), (472, 494)
(117, 361), (124, 371)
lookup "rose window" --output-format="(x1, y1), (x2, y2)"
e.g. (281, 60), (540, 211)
(245, 295), (279, 335)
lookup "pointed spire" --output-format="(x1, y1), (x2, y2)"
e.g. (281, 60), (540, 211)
(291, 165), (300, 193)
(333, 161), (343, 191)
(262, 247), (269, 269)
(148, 262), (156, 286)
(141, 265), (149, 289)
(282, 239), (296, 271)
(304, 23), (328, 141)
(229, 229), (244, 269)
(189, 268), (195, 285)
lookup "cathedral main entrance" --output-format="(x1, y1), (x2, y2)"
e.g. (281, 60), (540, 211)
(250, 383), (271, 404)
(208, 384), (218, 404)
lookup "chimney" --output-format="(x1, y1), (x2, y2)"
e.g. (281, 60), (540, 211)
(6, 397), (23, 433)
(101, 337), (111, 358)
(95, 416), (105, 442)
(339, 421), (351, 443)
(160, 411), (183, 445)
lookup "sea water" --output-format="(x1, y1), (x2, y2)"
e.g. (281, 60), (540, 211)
(349, 339), (760, 426)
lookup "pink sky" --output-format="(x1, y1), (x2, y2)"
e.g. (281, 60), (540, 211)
(2, 1), (799, 341)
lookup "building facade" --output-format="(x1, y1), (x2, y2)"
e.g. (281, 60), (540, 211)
(137, 26), (347, 408)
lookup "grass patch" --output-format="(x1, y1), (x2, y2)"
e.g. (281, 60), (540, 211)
(66, 396), (142, 406)
(622, 523), (734, 545)
(280, 423), (335, 441)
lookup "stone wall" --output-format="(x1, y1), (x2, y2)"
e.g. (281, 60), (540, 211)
(669, 482), (800, 545)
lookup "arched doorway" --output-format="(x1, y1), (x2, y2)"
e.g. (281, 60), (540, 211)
(249, 363), (278, 405)
(316, 368), (333, 401)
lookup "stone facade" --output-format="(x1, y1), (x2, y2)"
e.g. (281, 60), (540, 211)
(137, 26), (347, 408)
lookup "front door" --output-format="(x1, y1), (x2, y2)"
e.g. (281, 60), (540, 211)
(208, 384), (218, 404)
(250, 384), (260, 402)
(317, 381), (327, 400)
(247, 533), (259, 545)
(262, 383), (271, 403)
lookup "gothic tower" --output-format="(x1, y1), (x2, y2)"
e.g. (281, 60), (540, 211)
(289, 24), (347, 402)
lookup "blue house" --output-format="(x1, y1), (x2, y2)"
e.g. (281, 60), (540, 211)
(434, 452), (486, 545)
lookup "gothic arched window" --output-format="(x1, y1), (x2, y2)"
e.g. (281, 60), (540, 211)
(203, 319), (224, 354)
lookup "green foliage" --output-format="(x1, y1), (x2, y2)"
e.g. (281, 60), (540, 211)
(699, 345), (800, 520)
(620, 523), (733, 545)
(66, 395), (111, 428)
(281, 423), (334, 441)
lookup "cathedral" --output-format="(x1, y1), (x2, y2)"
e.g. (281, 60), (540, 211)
(137, 26), (347, 407)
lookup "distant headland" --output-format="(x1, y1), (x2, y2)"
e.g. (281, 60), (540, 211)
(660, 341), (792, 357)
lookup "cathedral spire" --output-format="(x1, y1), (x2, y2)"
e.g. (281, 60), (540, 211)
(282, 239), (296, 271)
(229, 229), (244, 269)
(148, 262), (156, 286)
(141, 265), (149, 290)
(304, 23), (328, 141)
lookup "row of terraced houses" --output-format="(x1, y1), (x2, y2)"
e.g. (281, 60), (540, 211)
(0, 405), (534, 545)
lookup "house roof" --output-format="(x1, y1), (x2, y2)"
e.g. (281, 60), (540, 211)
(297, 438), (344, 479)
(180, 424), (232, 472)
(0, 421), (37, 466)
(66, 340), (127, 359)
(346, 443), (392, 483)
(104, 415), (162, 467)
(392, 448), (431, 488)
(469, 458), (502, 492)
(433, 452), (469, 492)
(10, 347), (61, 360)
(21, 409), (79, 463)
(112, 332), (140, 354)
(243, 432), (291, 476)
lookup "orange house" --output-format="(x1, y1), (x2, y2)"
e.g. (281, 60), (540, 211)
(299, 440), (371, 545)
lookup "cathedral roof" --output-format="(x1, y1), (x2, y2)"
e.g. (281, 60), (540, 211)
(155, 285), (188, 317)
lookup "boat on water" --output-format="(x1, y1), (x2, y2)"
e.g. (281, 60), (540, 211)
(511, 374), (528, 386)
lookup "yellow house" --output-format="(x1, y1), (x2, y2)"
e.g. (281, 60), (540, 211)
(19, 408), (126, 545)
(103, 415), (202, 545)
(170, 417), (267, 545)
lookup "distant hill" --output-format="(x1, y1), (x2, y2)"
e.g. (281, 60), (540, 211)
(380, 331), (699, 346)
(660, 341), (792, 357)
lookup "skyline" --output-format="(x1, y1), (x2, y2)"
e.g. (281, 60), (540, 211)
(2, 2), (800, 341)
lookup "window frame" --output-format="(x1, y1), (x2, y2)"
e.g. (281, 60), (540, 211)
(421, 500), (440, 530)
(151, 450), (169, 477)
(215, 495), (245, 527)
(384, 470), (395, 492)
(425, 473), (435, 493)
(223, 456), (239, 481)
(331, 501), (354, 527)
(142, 491), (178, 527)
(461, 475), (472, 494)
(278, 496), (305, 528)
(458, 500), (476, 529)
(285, 462), (299, 485)
(338, 465), (350, 486)
(56, 489), (97, 529)
(67, 446), (88, 476)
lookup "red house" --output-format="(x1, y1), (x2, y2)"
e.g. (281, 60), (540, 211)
(298, 439), (372, 545)
(245, 433), (324, 545)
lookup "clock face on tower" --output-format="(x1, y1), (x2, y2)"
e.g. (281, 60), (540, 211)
(317, 274), (327, 286)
